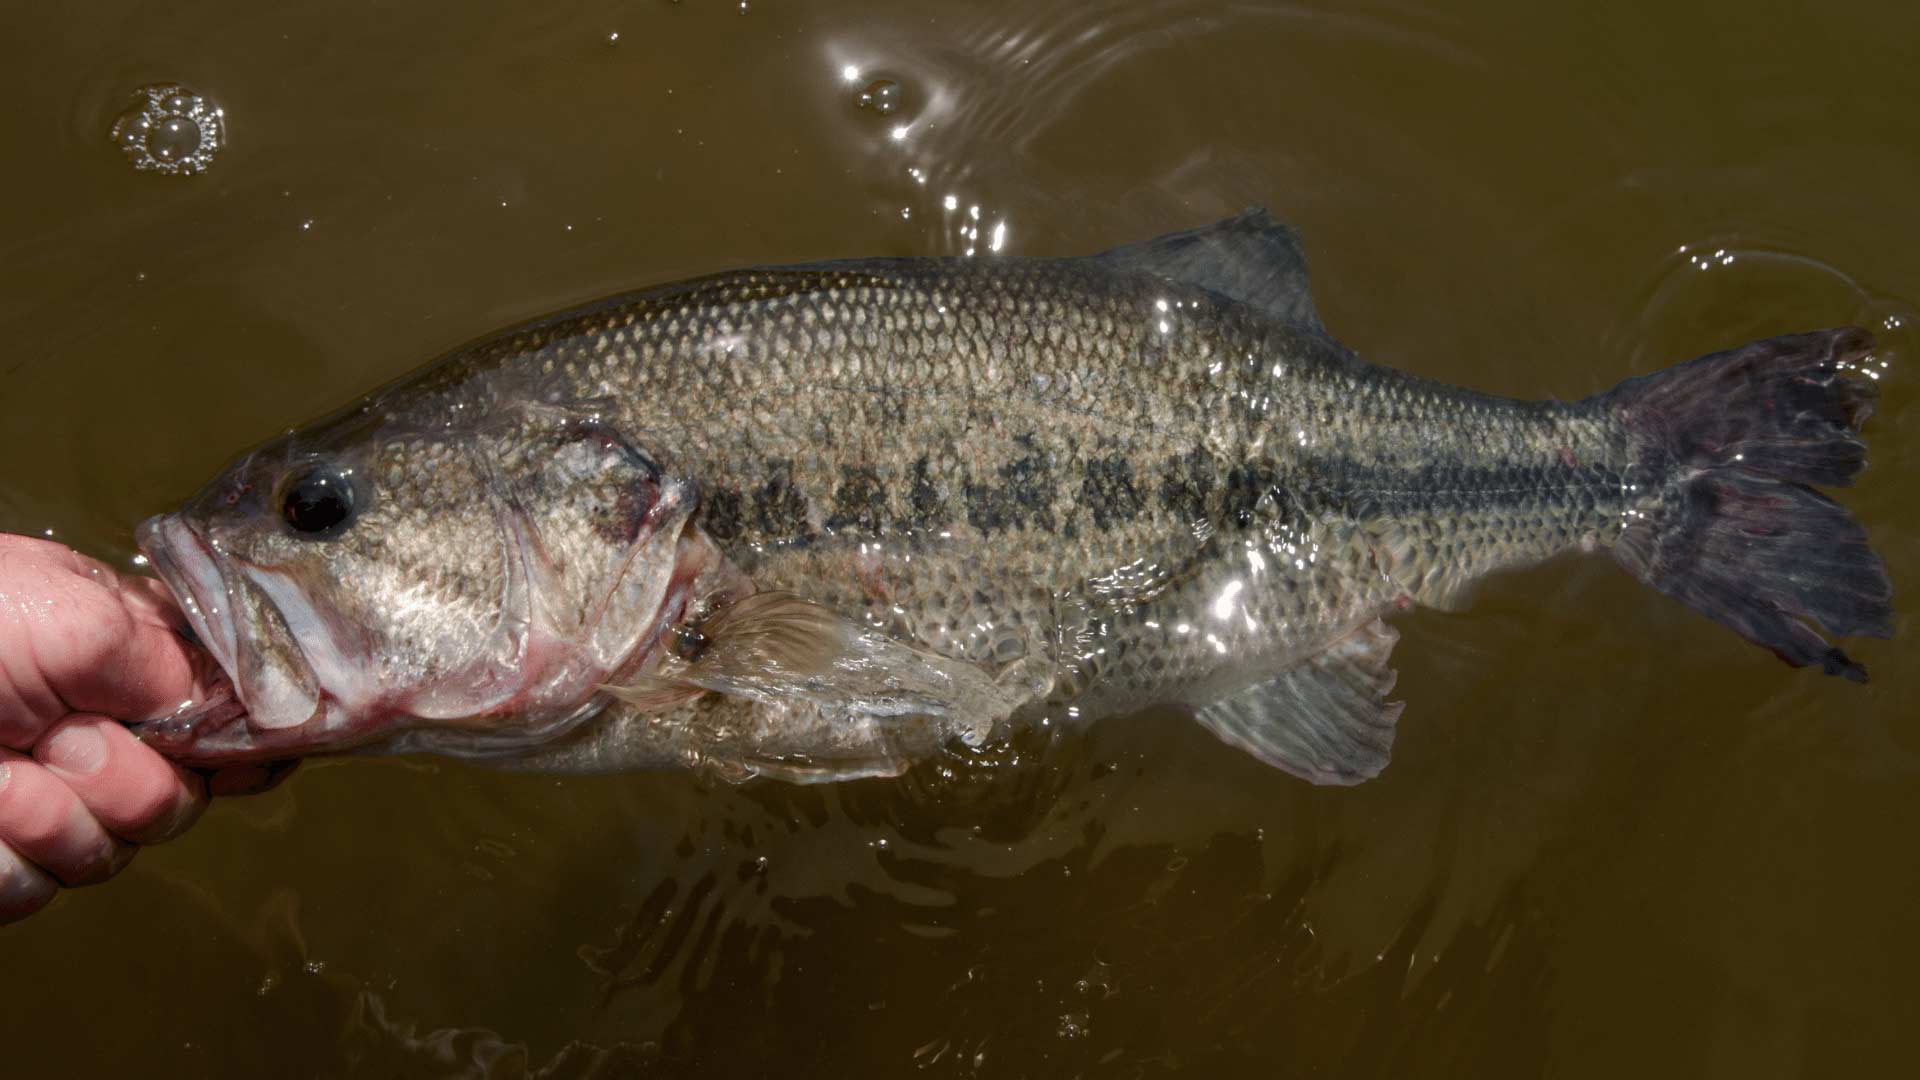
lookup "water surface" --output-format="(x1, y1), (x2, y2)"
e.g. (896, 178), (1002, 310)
(1, 1), (1916, 1076)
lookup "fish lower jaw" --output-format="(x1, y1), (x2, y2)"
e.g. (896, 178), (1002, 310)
(131, 691), (361, 766)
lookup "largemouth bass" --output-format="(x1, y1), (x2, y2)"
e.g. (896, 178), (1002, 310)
(132, 211), (1893, 784)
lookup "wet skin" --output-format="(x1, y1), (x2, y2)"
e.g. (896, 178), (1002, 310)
(0, 534), (285, 923)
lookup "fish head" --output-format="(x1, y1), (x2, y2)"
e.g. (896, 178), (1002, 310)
(134, 397), (724, 765)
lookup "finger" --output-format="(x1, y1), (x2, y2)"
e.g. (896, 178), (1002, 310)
(36, 716), (206, 844)
(0, 540), (211, 745)
(206, 759), (300, 797)
(0, 752), (131, 886)
(43, 577), (211, 724)
(0, 538), (128, 743)
(118, 572), (195, 633)
(0, 839), (57, 924)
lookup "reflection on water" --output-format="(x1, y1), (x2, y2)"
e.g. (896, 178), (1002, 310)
(2, 0), (1918, 1076)
(1621, 238), (1916, 374)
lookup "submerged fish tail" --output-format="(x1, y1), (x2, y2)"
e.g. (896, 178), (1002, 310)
(1601, 327), (1892, 679)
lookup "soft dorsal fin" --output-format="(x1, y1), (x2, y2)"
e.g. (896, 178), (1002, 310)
(1092, 207), (1322, 331)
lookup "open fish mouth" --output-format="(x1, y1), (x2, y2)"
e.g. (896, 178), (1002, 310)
(132, 513), (319, 762)
(136, 514), (239, 686)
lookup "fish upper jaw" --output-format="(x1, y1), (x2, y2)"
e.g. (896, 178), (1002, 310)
(136, 514), (238, 687)
(132, 513), (333, 762)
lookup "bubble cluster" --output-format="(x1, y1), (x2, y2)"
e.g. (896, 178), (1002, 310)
(855, 78), (901, 115)
(111, 84), (224, 176)
(1678, 244), (1735, 271)
(830, 59), (1012, 256)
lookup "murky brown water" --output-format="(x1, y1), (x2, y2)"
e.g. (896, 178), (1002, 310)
(3, 1), (1917, 1076)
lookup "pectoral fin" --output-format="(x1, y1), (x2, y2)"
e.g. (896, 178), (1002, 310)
(602, 592), (1042, 747)
(1193, 619), (1404, 785)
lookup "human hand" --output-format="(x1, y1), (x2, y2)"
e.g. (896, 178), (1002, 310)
(0, 533), (284, 923)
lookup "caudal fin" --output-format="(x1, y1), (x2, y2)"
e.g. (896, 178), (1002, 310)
(1605, 328), (1893, 681)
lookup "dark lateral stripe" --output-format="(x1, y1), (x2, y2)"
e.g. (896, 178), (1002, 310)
(1304, 456), (1620, 520)
(1079, 456), (1146, 530)
(752, 459), (814, 539)
(703, 486), (747, 540)
(824, 464), (886, 532)
(693, 449), (1617, 543)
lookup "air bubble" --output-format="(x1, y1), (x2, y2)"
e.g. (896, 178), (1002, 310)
(151, 117), (201, 161)
(115, 113), (149, 147)
(856, 78), (901, 115)
(112, 83), (224, 176)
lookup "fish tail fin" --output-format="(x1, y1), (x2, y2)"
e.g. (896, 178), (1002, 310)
(1602, 327), (1892, 680)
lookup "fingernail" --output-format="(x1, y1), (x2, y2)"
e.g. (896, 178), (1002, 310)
(0, 760), (10, 794)
(0, 841), (57, 922)
(105, 843), (140, 876)
(43, 724), (109, 777)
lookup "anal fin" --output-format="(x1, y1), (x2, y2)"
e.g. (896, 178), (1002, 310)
(1193, 619), (1404, 785)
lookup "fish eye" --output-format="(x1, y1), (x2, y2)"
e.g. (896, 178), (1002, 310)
(278, 463), (355, 537)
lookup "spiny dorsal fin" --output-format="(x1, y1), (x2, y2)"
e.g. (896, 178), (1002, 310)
(1193, 618), (1403, 785)
(1092, 207), (1322, 332)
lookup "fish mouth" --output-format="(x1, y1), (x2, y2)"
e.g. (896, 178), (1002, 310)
(132, 514), (323, 764)
(137, 514), (237, 679)
(134, 513), (251, 747)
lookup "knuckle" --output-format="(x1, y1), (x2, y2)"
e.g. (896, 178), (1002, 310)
(122, 770), (202, 843)
(122, 773), (178, 830)
(0, 767), (67, 849)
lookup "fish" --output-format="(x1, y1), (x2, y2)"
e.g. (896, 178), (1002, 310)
(130, 210), (1894, 785)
